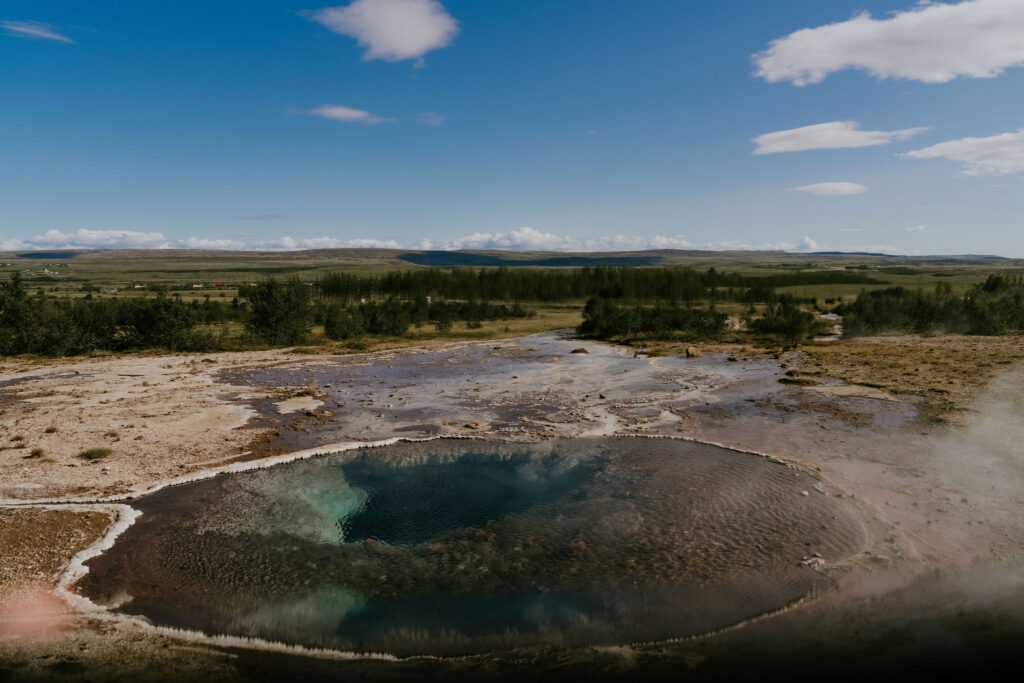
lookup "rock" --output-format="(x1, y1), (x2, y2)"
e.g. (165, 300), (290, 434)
(727, 355), (738, 362)
(685, 346), (702, 358)
(800, 556), (827, 569)
(570, 347), (589, 354)
(464, 422), (482, 430)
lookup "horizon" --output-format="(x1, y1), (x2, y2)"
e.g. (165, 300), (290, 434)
(0, 245), (1018, 261)
(3, 0), (1024, 256)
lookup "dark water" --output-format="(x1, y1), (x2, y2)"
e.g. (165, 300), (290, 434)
(339, 454), (595, 545)
(79, 438), (867, 656)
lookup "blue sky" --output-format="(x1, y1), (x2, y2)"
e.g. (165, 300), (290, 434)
(2, 0), (1024, 255)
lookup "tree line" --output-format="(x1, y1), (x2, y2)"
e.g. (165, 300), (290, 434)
(577, 295), (824, 345)
(316, 266), (884, 303)
(6, 268), (1022, 358)
(0, 274), (224, 355)
(0, 275), (535, 355)
(839, 276), (1024, 336)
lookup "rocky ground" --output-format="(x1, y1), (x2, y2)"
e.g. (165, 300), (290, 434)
(1, 332), (1022, 681)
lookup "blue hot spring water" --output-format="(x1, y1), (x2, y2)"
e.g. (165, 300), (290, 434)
(78, 438), (866, 656)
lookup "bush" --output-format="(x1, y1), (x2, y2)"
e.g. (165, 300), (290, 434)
(78, 447), (113, 460)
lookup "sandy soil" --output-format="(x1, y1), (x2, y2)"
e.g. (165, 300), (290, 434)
(1, 332), (1022, 680)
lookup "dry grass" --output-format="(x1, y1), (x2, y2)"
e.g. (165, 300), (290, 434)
(631, 333), (1024, 423)
(796, 334), (1024, 423)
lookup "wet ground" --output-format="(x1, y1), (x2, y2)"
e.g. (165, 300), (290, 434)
(218, 332), (824, 453)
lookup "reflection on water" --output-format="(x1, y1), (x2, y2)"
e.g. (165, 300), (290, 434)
(79, 438), (866, 656)
(339, 453), (594, 545)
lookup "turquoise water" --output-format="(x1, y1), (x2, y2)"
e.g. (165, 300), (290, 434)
(80, 438), (866, 656)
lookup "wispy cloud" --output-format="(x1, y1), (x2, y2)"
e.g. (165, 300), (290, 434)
(754, 0), (1024, 86)
(309, 104), (390, 124)
(416, 112), (446, 127)
(902, 127), (1024, 175)
(310, 0), (459, 63)
(753, 121), (927, 154)
(1, 20), (74, 43)
(906, 225), (928, 233)
(794, 182), (869, 196)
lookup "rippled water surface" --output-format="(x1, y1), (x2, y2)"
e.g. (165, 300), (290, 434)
(80, 438), (866, 656)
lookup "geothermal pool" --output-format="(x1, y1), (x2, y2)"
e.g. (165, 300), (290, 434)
(79, 438), (866, 656)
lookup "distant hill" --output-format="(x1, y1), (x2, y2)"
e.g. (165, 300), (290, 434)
(0, 247), (1018, 270)
(397, 251), (663, 267)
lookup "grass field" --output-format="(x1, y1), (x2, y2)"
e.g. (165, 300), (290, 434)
(5, 248), (1023, 307)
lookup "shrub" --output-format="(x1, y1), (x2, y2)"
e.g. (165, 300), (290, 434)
(78, 447), (113, 460)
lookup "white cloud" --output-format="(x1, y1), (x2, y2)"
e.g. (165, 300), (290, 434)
(413, 229), (833, 254)
(179, 237), (248, 250)
(794, 182), (869, 196)
(31, 229), (172, 249)
(0, 237), (30, 251)
(0, 230), (401, 252)
(1, 20), (74, 43)
(902, 127), (1024, 175)
(753, 121), (927, 154)
(0, 228), (888, 255)
(309, 104), (389, 124)
(416, 112), (446, 127)
(310, 0), (459, 63)
(754, 0), (1024, 86)
(906, 225), (928, 232)
(412, 227), (696, 252)
(261, 236), (401, 250)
